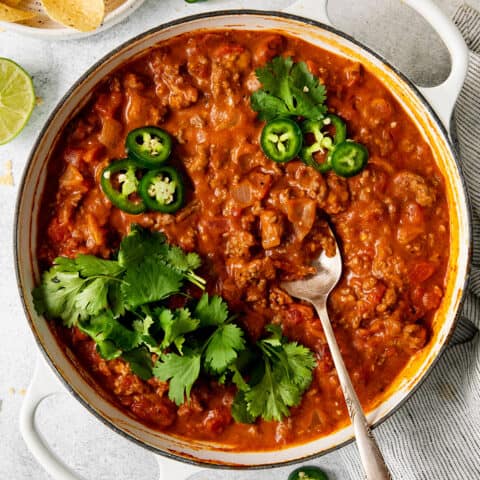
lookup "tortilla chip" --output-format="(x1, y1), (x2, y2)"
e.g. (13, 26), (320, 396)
(3, 0), (22, 6)
(0, 2), (36, 22)
(0, 160), (14, 186)
(41, 0), (104, 32)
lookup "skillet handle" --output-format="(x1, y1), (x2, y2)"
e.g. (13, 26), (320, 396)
(19, 357), (87, 480)
(403, 0), (468, 129)
(155, 455), (203, 480)
(21, 356), (203, 480)
(285, 0), (468, 129)
(284, 0), (331, 26)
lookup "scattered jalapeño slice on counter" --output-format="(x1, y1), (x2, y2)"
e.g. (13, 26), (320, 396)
(288, 466), (329, 480)
(139, 166), (184, 213)
(126, 126), (173, 168)
(100, 159), (146, 214)
(330, 141), (369, 177)
(260, 117), (303, 163)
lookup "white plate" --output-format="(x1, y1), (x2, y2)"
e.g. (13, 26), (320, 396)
(0, 0), (145, 39)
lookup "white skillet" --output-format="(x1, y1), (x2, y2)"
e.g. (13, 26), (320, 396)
(15, 0), (470, 478)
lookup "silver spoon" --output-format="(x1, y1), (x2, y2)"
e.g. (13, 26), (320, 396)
(281, 229), (392, 479)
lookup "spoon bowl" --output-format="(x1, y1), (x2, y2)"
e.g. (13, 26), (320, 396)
(281, 238), (342, 301)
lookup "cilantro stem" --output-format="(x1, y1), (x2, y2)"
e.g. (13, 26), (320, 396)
(186, 271), (206, 290)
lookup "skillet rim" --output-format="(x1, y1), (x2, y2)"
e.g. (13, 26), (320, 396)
(14, 8), (473, 470)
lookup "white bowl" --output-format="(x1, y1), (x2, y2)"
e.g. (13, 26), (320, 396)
(0, 0), (145, 39)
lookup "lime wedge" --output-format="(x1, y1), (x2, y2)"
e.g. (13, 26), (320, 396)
(0, 58), (35, 145)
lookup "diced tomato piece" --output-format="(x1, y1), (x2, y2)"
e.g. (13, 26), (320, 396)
(202, 407), (232, 434)
(422, 289), (443, 310)
(253, 35), (285, 65)
(64, 147), (85, 167)
(130, 396), (176, 428)
(306, 60), (318, 74)
(364, 283), (387, 308)
(82, 144), (105, 164)
(411, 285), (425, 309)
(285, 303), (315, 327)
(409, 261), (435, 283)
(47, 218), (70, 244)
(94, 91), (122, 118)
(213, 43), (245, 58)
(404, 202), (425, 225)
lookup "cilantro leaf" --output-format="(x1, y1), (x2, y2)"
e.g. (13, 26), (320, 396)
(230, 358), (253, 392)
(132, 314), (161, 353)
(256, 55), (293, 102)
(204, 324), (245, 374)
(157, 307), (199, 353)
(122, 347), (154, 380)
(75, 277), (110, 317)
(245, 361), (299, 422)
(290, 61), (327, 108)
(50, 257), (78, 272)
(78, 311), (141, 353)
(78, 311), (115, 343)
(108, 281), (126, 318)
(33, 267), (87, 327)
(165, 245), (202, 272)
(262, 324), (283, 345)
(32, 255), (124, 327)
(74, 254), (125, 277)
(231, 391), (256, 424)
(251, 56), (327, 121)
(121, 256), (183, 308)
(118, 225), (205, 289)
(165, 246), (205, 289)
(232, 325), (316, 422)
(133, 314), (154, 336)
(153, 350), (201, 405)
(97, 340), (122, 360)
(283, 342), (317, 391)
(194, 294), (229, 327)
(118, 225), (168, 268)
(250, 90), (292, 121)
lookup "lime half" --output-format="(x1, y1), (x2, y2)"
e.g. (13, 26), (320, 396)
(0, 58), (35, 145)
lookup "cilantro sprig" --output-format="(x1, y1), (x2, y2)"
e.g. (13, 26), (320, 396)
(251, 56), (327, 122)
(231, 325), (316, 423)
(153, 293), (246, 404)
(33, 225), (317, 423)
(33, 225), (206, 380)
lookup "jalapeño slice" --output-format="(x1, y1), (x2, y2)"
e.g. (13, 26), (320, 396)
(330, 141), (369, 177)
(299, 115), (347, 173)
(260, 117), (303, 163)
(299, 118), (334, 173)
(139, 166), (184, 213)
(324, 114), (347, 146)
(288, 466), (329, 480)
(126, 126), (173, 168)
(100, 159), (146, 214)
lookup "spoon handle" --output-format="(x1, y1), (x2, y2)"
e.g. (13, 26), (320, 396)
(313, 300), (392, 480)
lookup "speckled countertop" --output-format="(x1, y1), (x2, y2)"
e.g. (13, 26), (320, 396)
(0, 0), (472, 478)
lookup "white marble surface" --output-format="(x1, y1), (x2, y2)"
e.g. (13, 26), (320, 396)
(0, 0), (475, 479)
